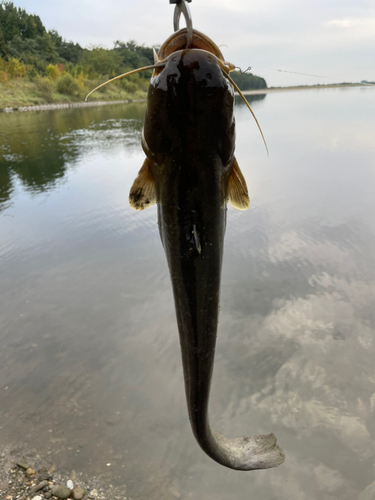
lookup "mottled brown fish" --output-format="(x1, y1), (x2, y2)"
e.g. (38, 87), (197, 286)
(87, 28), (284, 471)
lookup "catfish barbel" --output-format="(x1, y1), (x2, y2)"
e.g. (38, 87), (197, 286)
(87, 28), (285, 471)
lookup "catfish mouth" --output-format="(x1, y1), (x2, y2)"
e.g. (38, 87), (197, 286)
(158, 28), (225, 61)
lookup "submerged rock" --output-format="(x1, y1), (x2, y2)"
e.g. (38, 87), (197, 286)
(38, 469), (52, 481)
(72, 486), (86, 499)
(50, 485), (72, 499)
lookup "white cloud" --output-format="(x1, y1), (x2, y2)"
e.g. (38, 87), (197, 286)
(326, 18), (360, 27)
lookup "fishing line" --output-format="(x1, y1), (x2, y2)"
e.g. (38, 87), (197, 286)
(237, 65), (375, 85)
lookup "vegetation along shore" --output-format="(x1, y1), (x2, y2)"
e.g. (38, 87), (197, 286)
(0, 1), (266, 111)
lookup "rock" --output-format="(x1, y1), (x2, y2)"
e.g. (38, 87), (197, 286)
(48, 464), (56, 474)
(38, 469), (52, 481)
(50, 485), (72, 499)
(17, 461), (31, 470)
(44, 493), (52, 499)
(31, 496), (43, 500)
(29, 480), (50, 497)
(72, 486), (86, 500)
(26, 467), (36, 477)
(66, 480), (74, 489)
(88, 489), (98, 498)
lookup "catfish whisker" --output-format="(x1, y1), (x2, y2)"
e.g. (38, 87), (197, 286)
(85, 63), (167, 101)
(217, 60), (269, 157)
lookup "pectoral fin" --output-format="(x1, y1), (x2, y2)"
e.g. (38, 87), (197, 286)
(129, 158), (156, 210)
(228, 157), (250, 210)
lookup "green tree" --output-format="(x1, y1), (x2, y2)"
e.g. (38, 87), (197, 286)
(0, 1), (45, 42)
(81, 46), (123, 76)
(230, 71), (267, 90)
(0, 25), (9, 58)
(49, 29), (83, 64)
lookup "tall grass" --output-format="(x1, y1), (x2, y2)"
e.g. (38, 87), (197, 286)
(0, 58), (147, 108)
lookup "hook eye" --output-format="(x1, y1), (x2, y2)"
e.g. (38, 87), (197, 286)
(173, 0), (193, 47)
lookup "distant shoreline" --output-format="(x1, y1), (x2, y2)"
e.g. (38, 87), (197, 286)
(241, 83), (374, 95)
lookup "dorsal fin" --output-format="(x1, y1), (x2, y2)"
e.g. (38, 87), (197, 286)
(228, 157), (250, 210)
(153, 48), (159, 64)
(129, 158), (157, 211)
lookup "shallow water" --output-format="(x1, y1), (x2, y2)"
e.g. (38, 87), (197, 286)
(0, 88), (374, 499)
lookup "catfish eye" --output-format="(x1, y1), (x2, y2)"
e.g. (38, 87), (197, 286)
(206, 73), (212, 80)
(172, 56), (177, 62)
(207, 56), (212, 63)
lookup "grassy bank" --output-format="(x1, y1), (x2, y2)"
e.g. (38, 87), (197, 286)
(0, 74), (147, 109)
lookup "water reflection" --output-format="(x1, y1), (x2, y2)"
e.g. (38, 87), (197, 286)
(0, 104), (145, 210)
(0, 89), (375, 500)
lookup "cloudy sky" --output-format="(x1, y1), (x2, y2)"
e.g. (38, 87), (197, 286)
(14, 0), (375, 87)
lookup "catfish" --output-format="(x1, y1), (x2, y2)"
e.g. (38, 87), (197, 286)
(87, 28), (284, 471)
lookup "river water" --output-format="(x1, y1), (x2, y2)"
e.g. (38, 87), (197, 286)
(0, 87), (374, 499)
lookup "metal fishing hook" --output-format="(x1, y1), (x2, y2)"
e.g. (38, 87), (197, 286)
(170, 0), (193, 47)
(234, 66), (252, 74)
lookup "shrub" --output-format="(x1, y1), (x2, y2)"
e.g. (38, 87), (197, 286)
(0, 57), (28, 78)
(56, 72), (80, 96)
(0, 70), (9, 82)
(46, 63), (63, 80)
(35, 75), (53, 101)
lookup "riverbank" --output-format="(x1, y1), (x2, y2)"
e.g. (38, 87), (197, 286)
(0, 76), (147, 113)
(1, 99), (146, 113)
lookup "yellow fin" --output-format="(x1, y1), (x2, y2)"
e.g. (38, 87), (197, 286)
(129, 158), (156, 211)
(228, 157), (250, 210)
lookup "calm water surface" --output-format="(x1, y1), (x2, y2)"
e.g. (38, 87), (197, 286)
(0, 88), (375, 499)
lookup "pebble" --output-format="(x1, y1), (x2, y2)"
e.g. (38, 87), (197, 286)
(16, 461), (31, 470)
(169, 487), (181, 499)
(66, 480), (74, 489)
(26, 468), (36, 477)
(29, 480), (50, 497)
(38, 469), (52, 481)
(50, 485), (72, 499)
(31, 496), (43, 500)
(72, 486), (86, 499)
(89, 488), (98, 498)
(44, 493), (52, 499)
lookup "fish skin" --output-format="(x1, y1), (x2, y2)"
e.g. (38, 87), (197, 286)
(130, 32), (284, 470)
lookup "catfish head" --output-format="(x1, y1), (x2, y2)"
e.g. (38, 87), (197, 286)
(126, 29), (285, 470)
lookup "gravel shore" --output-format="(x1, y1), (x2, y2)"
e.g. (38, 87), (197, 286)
(0, 100), (145, 114)
(0, 446), (130, 500)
